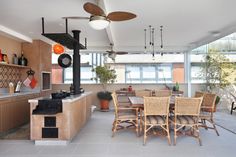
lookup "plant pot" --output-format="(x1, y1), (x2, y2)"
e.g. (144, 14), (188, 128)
(100, 99), (109, 111)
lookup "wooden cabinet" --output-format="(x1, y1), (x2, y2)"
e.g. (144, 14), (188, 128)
(0, 93), (39, 133)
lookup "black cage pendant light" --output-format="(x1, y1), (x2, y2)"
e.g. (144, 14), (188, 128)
(144, 25), (164, 58)
(160, 25), (164, 56)
(144, 25), (155, 57)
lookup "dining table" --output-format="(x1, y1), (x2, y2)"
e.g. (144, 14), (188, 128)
(128, 96), (175, 108)
(128, 96), (176, 109)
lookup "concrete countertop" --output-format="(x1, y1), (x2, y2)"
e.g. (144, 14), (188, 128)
(0, 91), (40, 99)
(28, 92), (93, 103)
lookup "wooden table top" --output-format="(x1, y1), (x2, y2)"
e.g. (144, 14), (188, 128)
(128, 96), (175, 107)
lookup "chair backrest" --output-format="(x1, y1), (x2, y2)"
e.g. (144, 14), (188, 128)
(194, 91), (205, 98)
(202, 93), (217, 109)
(135, 90), (152, 97)
(143, 97), (170, 116)
(175, 97), (203, 116)
(155, 90), (172, 97)
(111, 92), (119, 117)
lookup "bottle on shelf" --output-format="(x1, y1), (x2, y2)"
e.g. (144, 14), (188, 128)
(18, 52), (28, 66)
(13, 53), (18, 65)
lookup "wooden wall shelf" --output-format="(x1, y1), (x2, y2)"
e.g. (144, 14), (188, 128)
(0, 62), (30, 69)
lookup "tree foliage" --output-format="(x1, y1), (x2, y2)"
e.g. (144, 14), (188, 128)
(200, 50), (236, 90)
(92, 65), (116, 90)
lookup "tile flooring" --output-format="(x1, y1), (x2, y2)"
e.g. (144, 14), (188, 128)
(0, 111), (236, 157)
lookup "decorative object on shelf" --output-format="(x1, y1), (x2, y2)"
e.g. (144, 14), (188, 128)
(58, 53), (72, 68)
(53, 44), (65, 54)
(62, 2), (137, 30)
(18, 52), (28, 66)
(2, 54), (9, 63)
(13, 54), (18, 65)
(91, 65), (116, 111)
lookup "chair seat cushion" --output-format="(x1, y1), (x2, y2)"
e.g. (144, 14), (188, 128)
(176, 116), (197, 124)
(118, 112), (137, 120)
(146, 116), (166, 125)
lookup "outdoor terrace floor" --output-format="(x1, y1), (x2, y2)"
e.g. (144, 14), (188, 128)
(0, 111), (236, 157)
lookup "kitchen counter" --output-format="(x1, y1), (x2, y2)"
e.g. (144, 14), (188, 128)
(0, 91), (40, 99)
(29, 91), (93, 145)
(28, 92), (92, 103)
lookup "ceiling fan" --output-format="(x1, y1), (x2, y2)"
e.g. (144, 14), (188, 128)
(63, 2), (137, 30)
(106, 44), (129, 61)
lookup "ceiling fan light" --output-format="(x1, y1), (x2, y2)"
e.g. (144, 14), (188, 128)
(89, 16), (110, 30)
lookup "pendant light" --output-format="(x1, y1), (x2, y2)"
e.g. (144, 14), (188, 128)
(53, 44), (65, 54)
(160, 26), (164, 56)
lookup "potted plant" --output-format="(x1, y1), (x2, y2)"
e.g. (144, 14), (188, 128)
(92, 65), (116, 111)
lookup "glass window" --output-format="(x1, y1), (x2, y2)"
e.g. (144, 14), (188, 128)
(142, 66), (156, 79)
(191, 65), (205, 83)
(157, 65), (172, 83)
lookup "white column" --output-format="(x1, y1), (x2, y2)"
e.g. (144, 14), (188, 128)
(184, 51), (191, 97)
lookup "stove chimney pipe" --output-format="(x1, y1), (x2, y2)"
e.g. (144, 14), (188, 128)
(72, 30), (81, 94)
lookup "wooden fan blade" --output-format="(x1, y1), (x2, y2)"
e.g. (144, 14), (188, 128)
(116, 51), (129, 55)
(106, 50), (114, 54)
(83, 2), (105, 16)
(62, 16), (90, 20)
(107, 12), (136, 21)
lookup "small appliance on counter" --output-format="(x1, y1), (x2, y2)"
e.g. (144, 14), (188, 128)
(15, 81), (22, 93)
(51, 91), (70, 99)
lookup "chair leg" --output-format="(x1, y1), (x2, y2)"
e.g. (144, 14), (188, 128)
(135, 119), (139, 137)
(112, 120), (118, 137)
(211, 119), (220, 136)
(174, 124), (177, 146)
(166, 125), (171, 146)
(143, 125), (147, 145)
(195, 125), (202, 146)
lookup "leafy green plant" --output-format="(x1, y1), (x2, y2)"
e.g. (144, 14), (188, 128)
(92, 65), (117, 91)
(199, 50), (236, 91)
(97, 91), (112, 101)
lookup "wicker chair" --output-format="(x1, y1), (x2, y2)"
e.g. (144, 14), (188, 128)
(199, 93), (219, 136)
(155, 90), (172, 97)
(140, 97), (171, 145)
(194, 91), (205, 98)
(111, 92), (139, 137)
(135, 90), (152, 97)
(172, 97), (203, 146)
